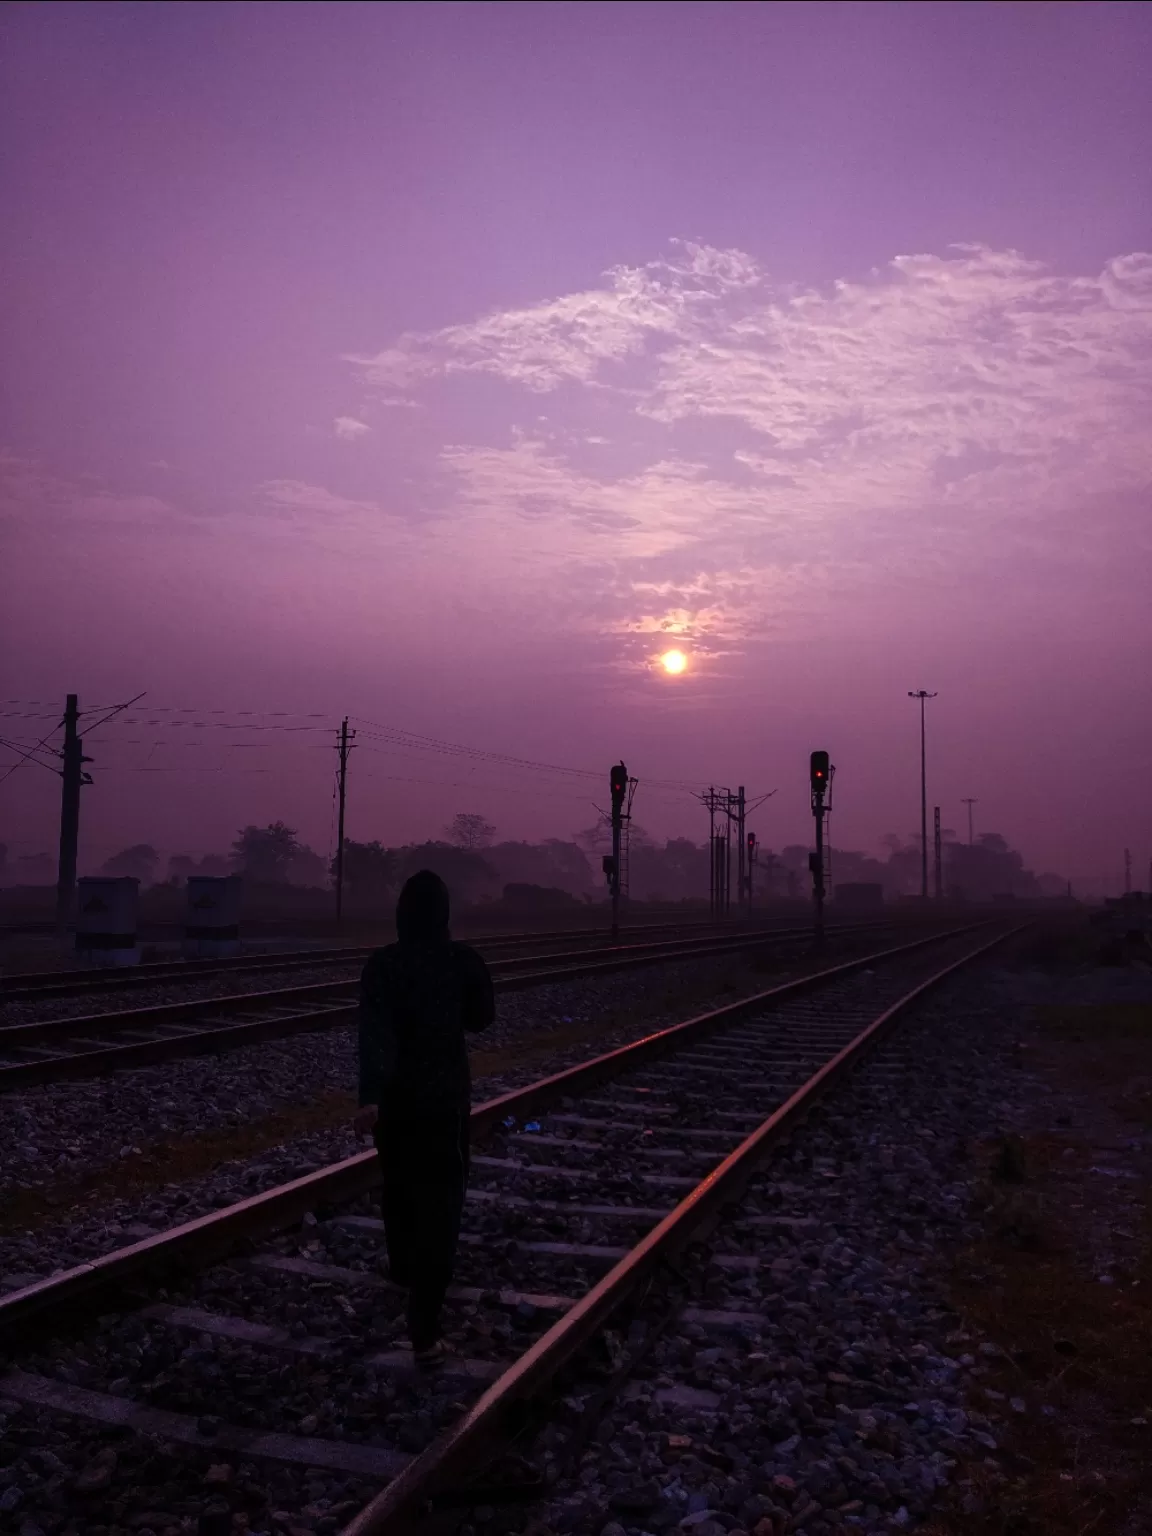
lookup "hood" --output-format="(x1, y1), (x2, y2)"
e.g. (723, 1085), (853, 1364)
(395, 870), (451, 944)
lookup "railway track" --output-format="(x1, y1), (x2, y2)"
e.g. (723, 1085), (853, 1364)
(0, 920), (1016, 1536)
(0, 921), (875, 1090)
(0, 918), (755, 1004)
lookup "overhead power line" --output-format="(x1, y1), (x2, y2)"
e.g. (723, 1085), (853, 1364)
(0, 719), (64, 785)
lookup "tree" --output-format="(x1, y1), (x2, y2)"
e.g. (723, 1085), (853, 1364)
(397, 841), (497, 904)
(629, 837), (709, 901)
(488, 839), (595, 897)
(574, 818), (612, 853)
(445, 813), (496, 851)
(14, 852), (54, 884)
(331, 839), (398, 901)
(286, 845), (328, 888)
(99, 844), (160, 883)
(230, 822), (301, 883)
(946, 832), (1039, 902)
(168, 852), (230, 884)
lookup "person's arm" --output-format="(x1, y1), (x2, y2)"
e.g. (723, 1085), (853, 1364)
(355, 959), (388, 1134)
(459, 945), (495, 1034)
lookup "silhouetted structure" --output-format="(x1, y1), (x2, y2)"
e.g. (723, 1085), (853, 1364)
(907, 690), (937, 899)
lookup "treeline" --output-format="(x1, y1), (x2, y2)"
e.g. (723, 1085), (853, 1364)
(1, 815), (1069, 905)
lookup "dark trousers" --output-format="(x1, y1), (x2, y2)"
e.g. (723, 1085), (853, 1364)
(375, 1108), (470, 1351)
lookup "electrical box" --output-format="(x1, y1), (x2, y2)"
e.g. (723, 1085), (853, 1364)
(76, 876), (141, 967)
(184, 874), (243, 957)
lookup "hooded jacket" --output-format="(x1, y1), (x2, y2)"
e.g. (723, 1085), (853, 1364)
(357, 871), (494, 1115)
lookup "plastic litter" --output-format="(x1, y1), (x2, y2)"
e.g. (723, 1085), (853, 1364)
(524, 1120), (542, 1133)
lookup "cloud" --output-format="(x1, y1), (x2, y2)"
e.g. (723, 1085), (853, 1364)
(320, 244), (1152, 655)
(346, 242), (1152, 636)
(0, 452), (185, 532)
(334, 416), (372, 440)
(259, 479), (383, 519)
(348, 246), (1151, 490)
(346, 239), (763, 395)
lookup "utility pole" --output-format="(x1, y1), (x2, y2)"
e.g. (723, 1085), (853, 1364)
(962, 797), (977, 846)
(609, 763), (628, 940)
(334, 717), (356, 923)
(934, 806), (943, 900)
(823, 763), (836, 896)
(707, 787), (717, 919)
(908, 691), (937, 900)
(736, 786), (746, 923)
(56, 693), (92, 933)
(1124, 847), (1132, 896)
(696, 784), (775, 921)
(698, 786), (725, 920)
(746, 832), (756, 914)
(810, 751), (829, 951)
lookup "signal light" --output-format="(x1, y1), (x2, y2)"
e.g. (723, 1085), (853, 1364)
(810, 750), (829, 792)
(747, 833), (756, 852)
(601, 854), (616, 880)
(610, 762), (628, 802)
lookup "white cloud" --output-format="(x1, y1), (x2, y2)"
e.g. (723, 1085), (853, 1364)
(346, 239), (763, 395)
(259, 479), (382, 518)
(334, 416), (372, 440)
(340, 241), (1152, 648)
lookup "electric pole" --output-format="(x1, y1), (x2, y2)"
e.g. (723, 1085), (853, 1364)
(810, 751), (829, 950)
(608, 762), (628, 941)
(823, 763), (836, 895)
(1124, 847), (1132, 896)
(334, 717), (356, 923)
(735, 786), (746, 922)
(934, 806), (943, 900)
(56, 693), (92, 932)
(962, 797), (977, 846)
(706, 787), (717, 919)
(908, 691), (937, 900)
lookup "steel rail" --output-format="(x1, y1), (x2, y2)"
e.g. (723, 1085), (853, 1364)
(0, 917), (750, 1002)
(0, 922), (886, 1091)
(341, 921), (1021, 1535)
(0, 920), (996, 1342)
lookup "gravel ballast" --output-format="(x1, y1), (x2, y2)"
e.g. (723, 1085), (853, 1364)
(507, 959), (1152, 1536)
(4, 934), (1128, 1536)
(0, 948), (799, 1284)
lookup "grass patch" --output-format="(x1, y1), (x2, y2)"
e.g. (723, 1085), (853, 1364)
(928, 1059), (1152, 1533)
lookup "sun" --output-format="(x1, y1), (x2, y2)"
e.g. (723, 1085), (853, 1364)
(659, 649), (688, 675)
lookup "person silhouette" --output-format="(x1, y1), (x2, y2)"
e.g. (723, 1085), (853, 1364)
(354, 870), (494, 1363)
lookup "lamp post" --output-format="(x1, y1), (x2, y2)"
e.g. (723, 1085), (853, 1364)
(908, 691), (937, 900)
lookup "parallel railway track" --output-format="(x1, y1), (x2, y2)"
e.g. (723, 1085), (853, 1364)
(0, 918), (757, 1004)
(4, 913), (890, 1005)
(0, 920), (1017, 1535)
(0, 921), (884, 1090)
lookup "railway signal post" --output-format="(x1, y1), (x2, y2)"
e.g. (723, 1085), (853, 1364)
(810, 750), (829, 950)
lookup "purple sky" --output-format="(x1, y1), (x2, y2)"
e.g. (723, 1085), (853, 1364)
(2, 1), (1150, 885)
